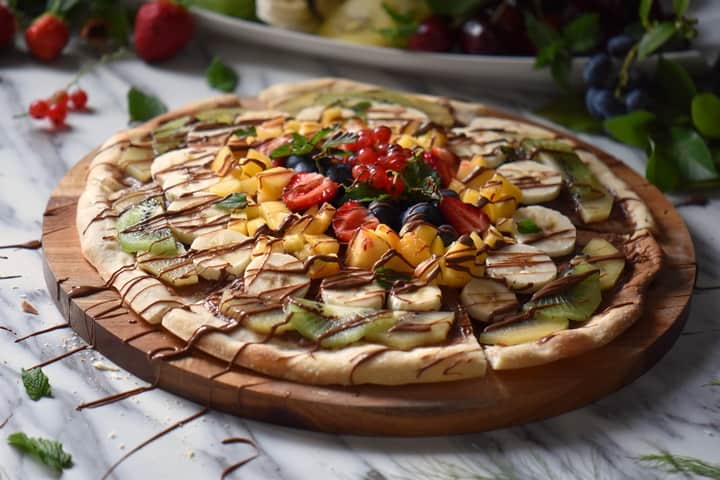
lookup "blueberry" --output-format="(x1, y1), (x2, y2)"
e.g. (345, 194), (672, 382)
(607, 34), (634, 57)
(440, 188), (459, 198)
(589, 89), (626, 119)
(583, 53), (615, 88)
(625, 67), (646, 90)
(625, 89), (652, 111)
(585, 88), (604, 119)
(325, 164), (352, 184)
(401, 202), (444, 226)
(438, 224), (458, 246)
(369, 200), (401, 230)
(286, 154), (308, 169)
(293, 159), (316, 173)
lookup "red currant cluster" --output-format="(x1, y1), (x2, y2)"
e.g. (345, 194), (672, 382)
(342, 126), (413, 196)
(28, 88), (88, 127)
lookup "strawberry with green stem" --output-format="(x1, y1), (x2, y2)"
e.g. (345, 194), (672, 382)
(24, 0), (76, 61)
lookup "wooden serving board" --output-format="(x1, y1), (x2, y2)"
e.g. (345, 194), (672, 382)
(41, 121), (695, 436)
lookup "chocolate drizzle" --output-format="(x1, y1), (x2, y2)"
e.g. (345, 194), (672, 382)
(220, 437), (259, 479)
(76, 381), (158, 411)
(0, 240), (41, 250)
(15, 322), (70, 343)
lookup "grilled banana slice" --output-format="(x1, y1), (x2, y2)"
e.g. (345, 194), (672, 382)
(321, 281), (386, 309)
(256, 0), (320, 32)
(190, 229), (253, 280)
(460, 278), (518, 322)
(513, 206), (576, 257)
(387, 285), (442, 312)
(244, 253), (310, 300)
(497, 160), (562, 204)
(486, 243), (557, 293)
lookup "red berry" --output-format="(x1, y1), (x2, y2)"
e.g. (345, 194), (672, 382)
(356, 129), (375, 149)
(376, 143), (389, 155)
(0, 5), (16, 49)
(281, 173), (339, 212)
(373, 126), (392, 144)
(25, 13), (70, 61)
(408, 16), (454, 52)
(47, 102), (67, 126)
(460, 17), (499, 54)
(53, 90), (69, 106)
(388, 176), (404, 196)
(332, 201), (379, 243)
(29, 100), (49, 119)
(369, 165), (389, 190)
(352, 164), (370, 182)
(355, 147), (378, 165)
(134, 0), (194, 62)
(70, 89), (88, 109)
(386, 154), (407, 171)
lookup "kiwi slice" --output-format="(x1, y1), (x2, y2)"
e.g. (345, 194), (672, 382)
(286, 298), (397, 349)
(116, 198), (177, 256)
(478, 317), (569, 346)
(526, 262), (601, 323)
(582, 238), (625, 291)
(195, 107), (245, 124)
(137, 248), (198, 287)
(220, 292), (292, 335)
(365, 311), (453, 350)
(152, 116), (194, 154)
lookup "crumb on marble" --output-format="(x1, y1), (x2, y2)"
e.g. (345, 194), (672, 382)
(108, 431), (116, 439)
(92, 361), (119, 372)
(184, 449), (194, 459)
(20, 300), (38, 315)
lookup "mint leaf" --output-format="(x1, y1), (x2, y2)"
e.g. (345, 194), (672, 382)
(691, 93), (720, 139)
(637, 21), (676, 59)
(379, 2), (417, 47)
(309, 127), (334, 146)
(127, 87), (168, 122)
(646, 138), (680, 191)
(639, 0), (653, 28)
(562, 13), (600, 53)
(374, 267), (411, 290)
(517, 219), (541, 234)
(234, 126), (256, 138)
(7, 432), (72, 472)
(215, 193), (247, 210)
(604, 110), (656, 147)
(350, 101), (372, 118)
(343, 183), (390, 202)
(524, 12), (561, 49)
(671, 127), (718, 182)
(206, 56), (238, 93)
(673, 0), (690, 16)
(21, 368), (51, 401)
(655, 57), (696, 115)
(322, 130), (358, 148)
(401, 157), (441, 201)
(270, 133), (312, 158)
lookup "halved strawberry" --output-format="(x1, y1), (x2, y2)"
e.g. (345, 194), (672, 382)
(439, 197), (490, 235)
(281, 173), (339, 212)
(332, 201), (380, 243)
(424, 147), (459, 187)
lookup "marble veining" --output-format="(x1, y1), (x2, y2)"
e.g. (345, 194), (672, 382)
(0, 30), (719, 480)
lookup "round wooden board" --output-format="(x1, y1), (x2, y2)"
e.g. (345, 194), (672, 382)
(41, 115), (695, 436)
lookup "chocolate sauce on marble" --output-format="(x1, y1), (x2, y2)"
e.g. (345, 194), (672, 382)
(0, 240), (41, 250)
(15, 322), (69, 343)
(220, 438), (258, 480)
(76, 382), (158, 411)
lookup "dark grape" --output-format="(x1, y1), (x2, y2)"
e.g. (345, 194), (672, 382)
(437, 224), (458, 246)
(589, 89), (626, 119)
(607, 34), (634, 57)
(401, 202), (444, 226)
(368, 200), (401, 230)
(325, 164), (352, 184)
(583, 53), (615, 88)
(286, 154), (309, 169)
(440, 188), (459, 198)
(460, 17), (499, 54)
(292, 159), (316, 173)
(585, 88), (604, 119)
(624, 89), (652, 111)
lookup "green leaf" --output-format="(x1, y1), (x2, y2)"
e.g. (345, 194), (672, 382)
(535, 41), (562, 68)
(524, 12), (561, 50)
(673, 0), (690, 16)
(270, 133), (312, 158)
(374, 267), (411, 290)
(691, 93), (720, 139)
(646, 138), (680, 191)
(206, 57), (238, 93)
(401, 157), (441, 201)
(654, 57), (697, 115)
(639, 0), (653, 28)
(214, 193), (247, 210)
(343, 183), (390, 202)
(534, 96), (603, 134)
(380, 2), (417, 46)
(233, 126), (256, 138)
(550, 50), (572, 87)
(424, 0), (488, 16)
(604, 110), (656, 147)
(562, 13), (600, 53)
(350, 101), (372, 118)
(309, 127), (334, 146)
(21, 368), (51, 401)
(127, 87), (168, 122)
(637, 452), (720, 478)
(7, 432), (72, 472)
(517, 219), (541, 234)
(671, 127), (718, 181)
(637, 22), (676, 59)
(322, 130), (358, 148)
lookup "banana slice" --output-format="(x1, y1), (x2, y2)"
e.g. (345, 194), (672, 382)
(486, 244), (557, 293)
(321, 282), (386, 309)
(581, 238), (625, 290)
(244, 253), (310, 300)
(513, 206), (576, 257)
(460, 278), (518, 322)
(256, 0), (320, 32)
(497, 161), (563, 204)
(388, 285), (442, 312)
(190, 229), (253, 280)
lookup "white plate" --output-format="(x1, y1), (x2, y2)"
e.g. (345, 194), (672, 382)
(192, 7), (707, 87)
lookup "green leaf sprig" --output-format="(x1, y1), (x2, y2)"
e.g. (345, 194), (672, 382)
(206, 56), (238, 93)
(517, 219), (541, 234)
(21, 368), (52, 401)
(375, 267), (412, 290)
(233, 126), (257, 138)
(127, 87), (168, 122)
(7, 432), (73, 472)
(214, 193), (247, 210)
(637, 452), (720, 478)
(379, 3), (418, 47)
(269, 128), (349, 159)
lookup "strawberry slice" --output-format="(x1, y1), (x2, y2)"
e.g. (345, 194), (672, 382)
(439, 197), (490, 235)
(332, 201), (379, 243)
(424, 147), (459, 187)
(282, 173), (339, 212)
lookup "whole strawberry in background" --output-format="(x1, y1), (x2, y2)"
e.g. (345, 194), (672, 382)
(134, 0), (194, 62)
(25, 0), (72, 61)
(0, 3), (16, 49)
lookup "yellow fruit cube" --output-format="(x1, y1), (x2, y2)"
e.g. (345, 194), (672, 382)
(305, 203), (336, 235)
(252, 236), (283, 256)
(345, 227), (391, 269)
(414, 256), (441, 285)
(375, 251), (415, 274)
(259, 201), (291, 231)
(247, 217), (267, 236)
(398, 232), (432, 267)
(283, 120), (301, 133)
(478, 173), (522, 222)
(448, 179), (467, 195)
(256, 167), (295, 202)
(255, 125), (283, 141)
(430, 236), (445, 256)
(374, 224), (401, 250)
(228, 219), (248, 235)
(209, 175), (258, 197)
(400, 222), (438, 246)
(283, 234), (305, 253)
(285, 215), (313, 235)
(210, 146), (236, 176)
(299, 121), (323, 136)
(396, 134), (417, 149)
(321, 108), (343, 125)
(306, 256), (341, 279)
(305, 234), (340, 255)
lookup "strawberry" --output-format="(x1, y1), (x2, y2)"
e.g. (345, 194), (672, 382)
(281, 173), (339, 212)
(332, 201), (380, 243)
(25, 13), (69, 61)
(438, 197), (490, 235)
(134, 1), (194, 62)
(0, 5), (15, 49)
(424, 147), (459, 187)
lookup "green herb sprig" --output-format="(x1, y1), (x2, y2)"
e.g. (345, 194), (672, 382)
(7, 432), (73, 472)
(21, 368), (52, 401)
(206, 56), (238, 93)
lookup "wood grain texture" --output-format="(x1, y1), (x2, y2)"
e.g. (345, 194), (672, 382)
(41, 112), (696, 436)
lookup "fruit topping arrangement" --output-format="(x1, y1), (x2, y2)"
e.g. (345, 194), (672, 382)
(109, 99), (631, 350)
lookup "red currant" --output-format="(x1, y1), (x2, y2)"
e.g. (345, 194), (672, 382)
(28, 100), (50, 119)
(388, 176), (404, 196)
(386, 154), (407, 171)
(356, 129), (375, 149)
(352, 164), (370, 182)
(70, 88), (88, 109)
(369, 165), (389, 190)
(53, 90), (69, 107)
(373, 126), (392, 144)
(48, 102), (67, 127)
(376, 143), (389, 155)
(355, 147), (378, 165)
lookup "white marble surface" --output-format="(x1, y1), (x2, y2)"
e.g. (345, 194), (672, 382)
(1, 29), (719, 480)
